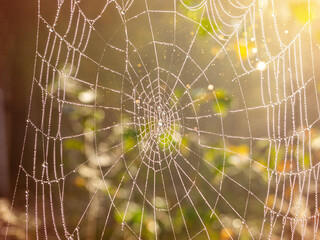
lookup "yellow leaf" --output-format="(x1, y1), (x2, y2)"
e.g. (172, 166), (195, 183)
(220, 228), (233, 239)
(74, 176), (86, 187)
(235, 41), (255, 60)
(267, 194), (275, 208)
(290, 2), (316, 23)
(228, 144), (249, 158)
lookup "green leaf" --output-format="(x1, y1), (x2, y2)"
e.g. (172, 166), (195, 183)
(63, 139), (84, 151)
(199, 18), (218, 36)
(213, 89), (232, 114)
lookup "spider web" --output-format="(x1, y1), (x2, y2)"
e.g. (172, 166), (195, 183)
(6, 0), (320, 239)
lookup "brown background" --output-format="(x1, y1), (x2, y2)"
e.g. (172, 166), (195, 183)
(0, 0), (37, 197)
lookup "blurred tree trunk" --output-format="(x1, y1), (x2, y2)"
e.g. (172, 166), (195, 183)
(0, 89), (9, 196)
(0, 0), (37, 196)
(0, 0), (12, 197)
